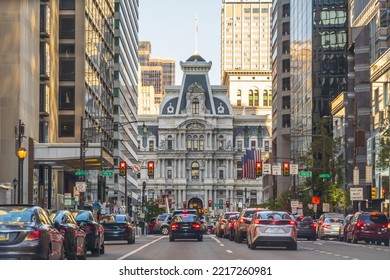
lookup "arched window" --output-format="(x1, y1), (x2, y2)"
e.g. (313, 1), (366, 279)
(249, 90), (253, 106)
(254, 89), (259, 106)
(193, 135), (199, 151)
(237, 89), (242, 106)
(191, 162), (199, 179)
(263, 90), (269, 106)
(192, 98), (199, 114)
(186, 135), (192, 150)
(199, 135), (205, 150)
(167, 135), (173, 150)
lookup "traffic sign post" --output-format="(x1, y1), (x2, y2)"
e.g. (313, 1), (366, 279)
(75, 170), (88, 176)
(319, 173), (330, 179)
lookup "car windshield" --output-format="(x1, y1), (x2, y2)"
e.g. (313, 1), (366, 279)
(243, 210), (256, 218)
(259, 212), (290, 220)
(0, 207), (35, 224)
(325, 218), (343, 223)
(75, 211), (90, 221)
(158, 215), (168, 221)
(115, 215), (127, 222)
(361, 214), (388, 224)
(172, 214), (197, 223)
(50, 212), (64, 223)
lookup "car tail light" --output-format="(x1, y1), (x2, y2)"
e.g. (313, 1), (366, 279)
(26, 230), (42, 241)
(289, 220), (297, 226)
(310, 222), (317, 229)
(239, 218), (244, 223)
(253, 220), (263, 224)
(192, 223), (201, 229)
(171, 223), (179, 230)
(356, 222), (366, 229)
(82, 225), (94, 232)
(387, 223), (390, 229)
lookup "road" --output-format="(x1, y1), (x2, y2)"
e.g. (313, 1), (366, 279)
(88, 234), (390, 260)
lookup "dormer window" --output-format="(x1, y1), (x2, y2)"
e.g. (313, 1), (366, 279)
(192, 98), (199, 114)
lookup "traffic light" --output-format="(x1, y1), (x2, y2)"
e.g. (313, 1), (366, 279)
(208, 199), (212, 207)
(226, 200), (230, 207)
(382, 189), (386, 199)
(183, 201), (187, 208)
(283, 162), (290, 176)
(371, 187), (377, 199)
(148, 161), (154, 178)
(256, 161), (262, 177)
(119, 161), (126, 176)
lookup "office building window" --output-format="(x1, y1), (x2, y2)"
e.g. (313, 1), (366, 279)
(59, 58), (75, 81)
(149, 140), (154, 151)
(59, 16), (75, 39)
(193, 135), (199, 151)
(219, 170), (224, 179)
(249, 90), (253, 106)
(59, 86), (75, 110)
(254, 90), (259, 106)
(167, 135), (173, 150)
(167, 170), (172, 179)
(187, 135), (192, 150)
(192, 98), (199, 114)
(59, 0), (75, 10)
(58, 115), (74, 137)
(199, 135), (204, 150)
(59, 44), (75, 55)
(237, 140), (242, 151)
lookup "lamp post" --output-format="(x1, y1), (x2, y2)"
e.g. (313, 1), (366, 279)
(12, 178), (18, 204)
(17, 146), (27, 204)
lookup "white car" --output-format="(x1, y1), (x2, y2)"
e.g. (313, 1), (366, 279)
(246, 211), (297, 250)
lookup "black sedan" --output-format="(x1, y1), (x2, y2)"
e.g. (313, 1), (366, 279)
(99, 214), (135, 244)
(71, 210), (105, 256)
(0, 204), (64, 260)
(169, 213), (203, 242)
(50, 210), (87, 260)
(295, 216), (317, 241)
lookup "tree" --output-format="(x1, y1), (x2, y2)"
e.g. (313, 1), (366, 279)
(375, 125), (390, 195)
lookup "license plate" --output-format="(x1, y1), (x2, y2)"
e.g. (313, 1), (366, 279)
(0, 233), (9, 241)
(266, 227), (284, 233)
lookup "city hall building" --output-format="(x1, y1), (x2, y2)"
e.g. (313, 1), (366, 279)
(137, 54), (272, 215)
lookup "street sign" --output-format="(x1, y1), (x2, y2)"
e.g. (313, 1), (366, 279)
(76, 182), (87, 192)
(290, 199), (299, 208)
(101, 170), (114, 176)
(290, 164), (299, 175)
(75, 170), (88, 176)
(263, 163), (271, 175)
(272, 164), (281, 175)
(299, 171), (312, 177)
(319, 173), (330, 179)
(350, 187), (363, 201)
(322, 203), (330, 212)
(132, 164), (141, 173)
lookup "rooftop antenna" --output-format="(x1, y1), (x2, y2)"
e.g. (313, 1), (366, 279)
(194, 13), (198, 54)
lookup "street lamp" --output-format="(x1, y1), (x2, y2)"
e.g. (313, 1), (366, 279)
(17, 146), (27, 204)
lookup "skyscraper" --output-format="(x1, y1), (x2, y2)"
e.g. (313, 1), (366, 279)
(221, 0), (272, 115)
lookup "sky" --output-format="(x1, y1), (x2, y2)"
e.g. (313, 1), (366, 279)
(138, 0), (222, 85)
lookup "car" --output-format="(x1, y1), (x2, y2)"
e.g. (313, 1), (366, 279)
(100, 214), (135, 244)
(71, 210), (105, 256)
(317, 214), (344, 240)
(0, 204), (65, 260)
(153, 213), (173, 235)
(148, 217), (157, 233)
(345, 211), (389, 246)
(338, 214), (353, 241)
(234, 208), (267, 243)
(246, 211), (297, 250)
(295, 216), (317, 241)
(50, 209), (88, 260)
(225, 214), (239, 240)
(207, 221), (216, 234)
(215, 212), (239, 238)
(169, 213), (203, 241)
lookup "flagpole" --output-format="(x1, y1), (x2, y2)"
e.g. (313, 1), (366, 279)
(195, 14), (198, 54)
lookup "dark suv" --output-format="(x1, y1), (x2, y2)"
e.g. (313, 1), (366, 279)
(234, 208), (267, 243)
(345, 212), (389, 246)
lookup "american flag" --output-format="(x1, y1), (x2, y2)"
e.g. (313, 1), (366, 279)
(242, 149), (262, 179)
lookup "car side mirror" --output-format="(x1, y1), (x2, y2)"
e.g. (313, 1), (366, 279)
(80, 221), (86, 227)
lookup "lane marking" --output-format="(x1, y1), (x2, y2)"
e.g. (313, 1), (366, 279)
(117, 236), (166, 260)
(220, 244), (225, 247)
(226, 250), (233, 254)
(211, 236), (221, 243)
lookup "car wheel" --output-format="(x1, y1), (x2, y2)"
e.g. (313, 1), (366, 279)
(288, 243), (297, 251)
(384, 240), (389, 246)
(93, 237), (101, 256)
(169, 236), (175, 242)
(60, 245), (65, 260)
(100, 242), (105, 254)
(78, 243), (87, 260)
(198, 235), (203, 242)
(236, 234), (242, 243)
(249, 241), (256, 250)
(160, 226), (169, 235)
(376, 240), (382, 246)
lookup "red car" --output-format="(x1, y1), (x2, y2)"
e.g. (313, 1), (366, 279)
(148, 217), (157, 233)
(345, 212), (389, 246)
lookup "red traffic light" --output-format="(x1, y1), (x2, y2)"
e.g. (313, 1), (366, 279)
(148, 161), (154, 178)
(208, 199), (212, 207)
(283, 162), (290, 176)
(256, 161), (262, 177)
(119, 161), (126, 176)
(226, 200), (230, 207)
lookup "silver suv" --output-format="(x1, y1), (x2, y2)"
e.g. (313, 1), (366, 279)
(153, 213), (172, 235)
